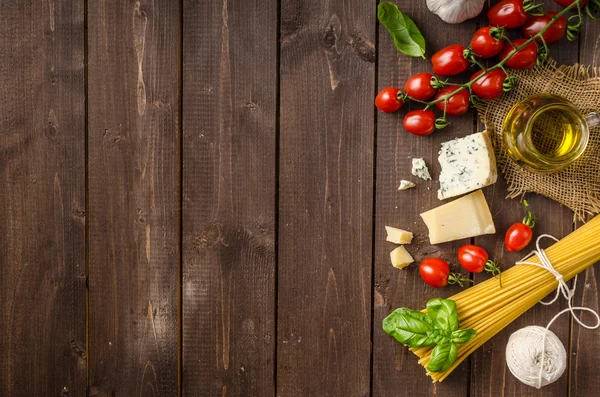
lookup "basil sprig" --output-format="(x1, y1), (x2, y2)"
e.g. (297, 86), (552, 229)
(382, 298), (476, 373)
(377, 2), (426, 59)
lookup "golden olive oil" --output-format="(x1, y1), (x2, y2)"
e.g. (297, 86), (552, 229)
(503, 94), (590, 173)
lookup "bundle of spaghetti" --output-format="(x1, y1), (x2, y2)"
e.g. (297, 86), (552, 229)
(410, 214), (600, 383)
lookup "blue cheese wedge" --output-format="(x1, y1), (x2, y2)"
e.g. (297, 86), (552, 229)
(437, 131), (497, 200)
(411, 158), (431, 181)
(398, 180), (416, 190)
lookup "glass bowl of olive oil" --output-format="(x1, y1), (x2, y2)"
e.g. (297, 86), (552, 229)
(503, 93), (599, 173)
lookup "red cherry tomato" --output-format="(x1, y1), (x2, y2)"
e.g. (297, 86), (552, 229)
(434, 87), (470, 116)
(487, 0), (530, 29)
(457, 245), (489, 273)
(431, 44), (470, 76)
(420, 258), (451, 288)
(504, 200), (536, 252)
(470, 26), (505, 58)
(403, 109), (436, 136)
(499, 38), (538, 69)
(470, 69), (507, 100)
(505, 223), (533, 252)
(375, 87), (404, 113)
(458, 245), (503, 286)
(554, 0), (588, 6)
(420, 258), (472, 288)
(404, 72), (437, 101)
(522, 12), (566, 43)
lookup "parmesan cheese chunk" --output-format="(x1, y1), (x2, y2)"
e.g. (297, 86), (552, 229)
(385, 226), (413, 244)
(438, 131), (497, 200)
(420, 190), (496, 244)
(398, 180), (416, 191)
(390, 246), (414, 269)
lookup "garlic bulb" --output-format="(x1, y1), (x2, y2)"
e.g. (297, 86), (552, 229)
(427, 0), (485, 24)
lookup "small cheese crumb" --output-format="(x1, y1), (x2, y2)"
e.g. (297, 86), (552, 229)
(411, 158), (431, 180)
(390, 246), (414, 269)
(398, 180), (416, 191)
(385, 226), (413, 244)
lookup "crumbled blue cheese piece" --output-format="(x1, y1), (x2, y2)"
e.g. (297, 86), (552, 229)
(437, 131), (498, 200)
(398, 180), (416, 190)
(411, 158), (431, 181)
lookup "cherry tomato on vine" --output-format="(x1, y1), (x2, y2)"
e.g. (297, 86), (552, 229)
(420, 258), (471, 288)
(434, 87), (470, 116)
(470, 69), (507, 100)
(522, 12), (567, 43)
(403, 109), (436, 135)
(375, 87), (404, 113)
(431, 44), (470, 76)
(499, 38), (538, 69)
(404, 72), (437, 101)
(470, 26), (505, 58)
(505, 200), (536, 252)
(458, 244), (503, 287)
(554, 0), (589, 6)
(488, 0), (537, 29)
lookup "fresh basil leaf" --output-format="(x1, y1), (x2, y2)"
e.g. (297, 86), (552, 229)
(426, 328), (451, 345)
(451, 329), (477, 344)
(377, 2), (426, 59)
(427, 342), (458, 373)
(426, 298), (459, 333)
(382, 308), (436, 347)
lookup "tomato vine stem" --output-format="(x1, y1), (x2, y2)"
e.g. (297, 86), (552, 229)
(402, 0), (587, 123)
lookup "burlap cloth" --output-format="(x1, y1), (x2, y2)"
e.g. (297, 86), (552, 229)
(476, 61), (600, 222)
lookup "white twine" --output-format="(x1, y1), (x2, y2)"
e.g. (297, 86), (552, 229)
(505, 234), (600, 389)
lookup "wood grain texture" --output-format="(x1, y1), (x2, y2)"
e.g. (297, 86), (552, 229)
(372, 1), (475, 395)
(277, 0), (375, 395)
(569, 17), (600, 397)
(470, 2), (578, 396)
(0, 1), (86, 396)
(87, 1), (180, 395)
(181, 0), (277, 395)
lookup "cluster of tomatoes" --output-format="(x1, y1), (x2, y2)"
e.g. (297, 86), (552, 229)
(375, 0), (575, 136)
(419, 201), (537, 289)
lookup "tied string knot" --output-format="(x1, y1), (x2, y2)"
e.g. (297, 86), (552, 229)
(509, 234), (600, 389)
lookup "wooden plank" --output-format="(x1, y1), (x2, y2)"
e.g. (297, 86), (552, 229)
(372, 2), (475, 396)
(180, 0), (277, 395)
(0, 1), (86, 396)
(569, 17), (600, 397)
(87, 1), (180, 395)
(277, 0), (375, 395)
(470, 2), (578, 396)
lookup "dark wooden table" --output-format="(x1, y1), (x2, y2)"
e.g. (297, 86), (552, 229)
(1, 1), (599, 396)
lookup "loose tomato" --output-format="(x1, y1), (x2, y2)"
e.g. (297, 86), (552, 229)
(431, 44), (469, 76)
(505, 200), (536, 252)
(522, 12), (567, 43)
(420, 258), (471, 288)
(505, 223), (533, 252)
(404, 72), (437, 101)
(499, 38), (538, 69)
(470, 69), (507, 100)
(458, 245), (489, 273)
(403, 109), (436, 136)
(488, 0), (530, 28)
(554, 0), (589, 6)
(458, 245), (502, 286)
(375, 87), (404, 113)
(470, 26), (505, 58)
(434, 87), (470, 116)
